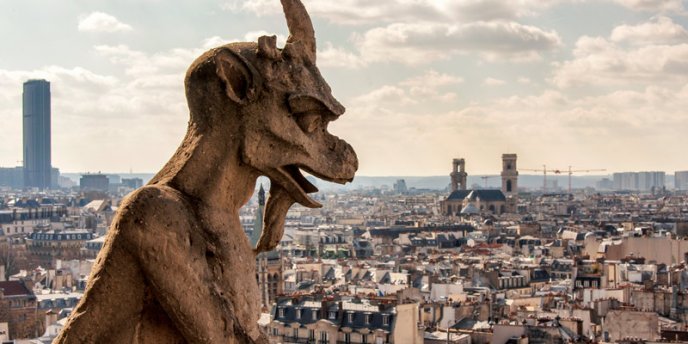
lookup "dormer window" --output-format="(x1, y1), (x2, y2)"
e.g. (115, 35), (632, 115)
(312, 309), (317, 319)
(278, 308), (284, 318)
(329, 311), (336, 319)
(382, 314), (389, 325)
(364, 314), (370, 324)
(296, 308), (301, 319)
(347, 312), (353, 323)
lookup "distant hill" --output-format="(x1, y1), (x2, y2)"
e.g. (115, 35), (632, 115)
(62, 172), (676, 192)
(315, 174), (615, 191)
(61, 173), (156, 185)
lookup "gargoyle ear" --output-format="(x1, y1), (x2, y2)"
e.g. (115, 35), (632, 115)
(215, 49), (259, 104)
(258, 35), (280, 60)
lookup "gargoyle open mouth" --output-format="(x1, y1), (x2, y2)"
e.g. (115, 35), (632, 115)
(256, 164), (332, 252)
(275, 164), (352, 208)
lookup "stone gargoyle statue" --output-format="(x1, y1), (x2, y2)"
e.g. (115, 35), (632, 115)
(53, 0), (357, 342)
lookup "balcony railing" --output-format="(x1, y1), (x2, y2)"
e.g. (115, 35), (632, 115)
(279, 337), (318, 344)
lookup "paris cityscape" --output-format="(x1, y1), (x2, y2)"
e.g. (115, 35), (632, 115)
(3, 1), (688, 344)
(0, 77), (687, 343)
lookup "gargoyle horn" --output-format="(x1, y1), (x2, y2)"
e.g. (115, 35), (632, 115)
(280, 0), (316, 63)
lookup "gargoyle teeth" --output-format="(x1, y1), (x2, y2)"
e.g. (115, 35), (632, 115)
(283, 165), (318, 193)
(274, 165), (321, 208)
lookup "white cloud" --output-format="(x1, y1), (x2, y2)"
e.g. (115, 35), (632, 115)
(202, 32), (288, 49)
(78, 12), (133, 33)
(483, 77), (506, 86)
(94, 44), (199, 77)
(243, 31), (288, 47)
(612, 0), (685, 12)
(552, 17), (688, 88)
(202, 36), (229, 49)
(318, 42), (366, 69)
(354, 21), (562, 65)
(399, 70), (464, 88)
(611, 16), (688, 44)
(400, 70), (462, 101)
(553, 35), (688, 87)
(224, 0), (562, 68)
(517, 77), (532, 84)
(352, 70), (462, 107)
(224, 0), (566, 25)
(353, 85), (414, 106)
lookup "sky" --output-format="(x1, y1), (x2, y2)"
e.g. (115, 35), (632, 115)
(1, 0), (687, 176)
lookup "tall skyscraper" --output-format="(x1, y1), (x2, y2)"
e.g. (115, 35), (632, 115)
(23, 79), (52, 189)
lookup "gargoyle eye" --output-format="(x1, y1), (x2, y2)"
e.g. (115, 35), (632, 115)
(288, 94), (335, 134)
(295, 111), (321, 133)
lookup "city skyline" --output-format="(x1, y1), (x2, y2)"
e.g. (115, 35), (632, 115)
(1, 1), (688, 175)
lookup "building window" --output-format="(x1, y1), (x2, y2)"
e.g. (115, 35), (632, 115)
(309, 329), (315, 340)
(382, 314), (389, 325)
(272, 328), (278, 336)
(312, 309), (317, 320)
(296, 308), (301, 319)
(320, 331), (329, 343)
(364, 314), (370, 324)
(347, 312), (353, 323)
(344, 333), (351, 344)
(278, 308), (284, 318)
(329, 311), (336, 320)
(293, 328), (298, 338)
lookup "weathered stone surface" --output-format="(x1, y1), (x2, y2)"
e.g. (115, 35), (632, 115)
(53, 0), (357, 342)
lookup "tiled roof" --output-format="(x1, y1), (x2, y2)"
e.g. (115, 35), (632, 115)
(0, 281), (32, 297)
(447, 189), (506, 202)
(447, 190), (471, 200)
(467, 190), (506, 202)
(272, 301), (395, 331)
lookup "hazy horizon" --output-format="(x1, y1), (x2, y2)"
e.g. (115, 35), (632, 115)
(59, 172), (639, 191)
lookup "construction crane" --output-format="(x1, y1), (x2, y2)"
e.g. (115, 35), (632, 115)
(521, 165), (559, 192)
(479, 176), (499, 188)
(551, 166), (607, 193)
(522, 165), (606, 193)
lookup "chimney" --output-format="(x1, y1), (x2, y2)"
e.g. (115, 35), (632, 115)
(321, 300), (328, 320)
(338, 301), (344, 319)
(45, 310), (58, 327)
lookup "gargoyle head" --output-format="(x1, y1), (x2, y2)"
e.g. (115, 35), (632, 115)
(184, 0), (357, 252)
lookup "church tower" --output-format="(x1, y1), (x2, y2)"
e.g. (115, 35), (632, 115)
(250, 184), (266, 247)
(450, 158), (467, 192)
(252, 185), (284, 310)
(501, 154), (518, 212)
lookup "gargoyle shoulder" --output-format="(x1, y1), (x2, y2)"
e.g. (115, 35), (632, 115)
(112, 185), (195, 247)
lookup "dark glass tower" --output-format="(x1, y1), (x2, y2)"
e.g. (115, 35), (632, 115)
(23, 79), (52, 189)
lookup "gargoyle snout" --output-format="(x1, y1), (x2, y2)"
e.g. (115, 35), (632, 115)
(319, 136), (358, 182)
